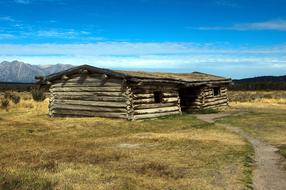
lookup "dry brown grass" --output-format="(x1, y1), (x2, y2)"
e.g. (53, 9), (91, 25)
(0, 93), (252, 190)
(220, 100), (286, 159)
(228, 90), (286, 104)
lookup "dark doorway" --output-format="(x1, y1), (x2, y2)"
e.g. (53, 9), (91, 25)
(179, 87), (200, 112)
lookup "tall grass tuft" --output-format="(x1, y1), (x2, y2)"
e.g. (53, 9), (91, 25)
(10, 94), (21, 104)
(1, 98), (10, 111)
(31, 87), (46, 102)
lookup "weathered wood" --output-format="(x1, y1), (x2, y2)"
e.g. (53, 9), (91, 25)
(52, 95), (126, 102)
(51, 104), (126, 113)
(133, 111), (181, 120)
(53, 76), (121, 83)
(203, 99), (228, 107)
(133, 93), (154, 99)
(132, 88), (178, 94)
(162, 92), (179, 97)
(204, 96), (228, 103)
(53, 99), (127, 108)
(134, 98), (154, 104)
(51, 82), (122, 87)
(203, 103), (228, 109)
(134, 103), (177, 109)
(52, 91), (125, 97)
(51, 109), (127, 118)
(134, 106), (179, 114)
(50, 86), (122, 92)
(162, 97), (179, 103)
(62, 75), (69, 80)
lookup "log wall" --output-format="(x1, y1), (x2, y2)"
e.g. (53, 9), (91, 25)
(201, 86), (228, 109)
(179, 86), (228, 111)
(127, 83), (182, 120)
(49, 74), (129, 119)
(48, 73), (228, 119)
(179, 87), (203, 111)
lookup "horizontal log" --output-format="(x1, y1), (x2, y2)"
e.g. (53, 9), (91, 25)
(162, 97), (179, 103)
(52, 81), (122, 87)
(51, 91), (125, 97)
(50, 104), (127, 113)
(52, 77), (122, 84)
(50, 86), (122, 92)
(162, 92), (178, 97)
(52, 95), (126, 102)
(133, 111), (181, 120)
(51, 110), (127, 119)
(134, 106), (179, 114)
(53, 99), (127, 108)
(203, 100), (228, 107)
(204, 96), (228, 103)
(134, 98), (154, 104)
(203, 103), (228, 109)
(133, 93), (154, 99)
(132, 88), (177, 94)
(134, 103), (177, 109)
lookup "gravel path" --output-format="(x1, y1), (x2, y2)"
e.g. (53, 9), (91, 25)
(195, 113), (286, 190)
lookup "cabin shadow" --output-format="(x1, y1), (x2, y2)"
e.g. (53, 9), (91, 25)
(179, 87), (201, 113)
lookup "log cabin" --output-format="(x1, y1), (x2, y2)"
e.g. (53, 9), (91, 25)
(37, 65), (232, 120)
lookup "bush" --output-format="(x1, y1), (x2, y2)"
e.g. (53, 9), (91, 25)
(4, 92), (12, 99)
(31, 87), (46, 102)
(1, 98), (10, 111)
(10, 94), (21, 104)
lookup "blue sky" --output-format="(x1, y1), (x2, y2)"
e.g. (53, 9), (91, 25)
(0, 0), (286, 78)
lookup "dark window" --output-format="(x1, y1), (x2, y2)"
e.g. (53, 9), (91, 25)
(154, 91), (163, 103)
(213, 87), (220, 96)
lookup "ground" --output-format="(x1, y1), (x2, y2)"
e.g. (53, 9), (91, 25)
(0, 97), (252, 190)
(1, 91), (286, 190)
(220, 102), (286, 158)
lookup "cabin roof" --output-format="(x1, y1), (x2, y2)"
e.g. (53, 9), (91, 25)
(38, 65), (232, 86)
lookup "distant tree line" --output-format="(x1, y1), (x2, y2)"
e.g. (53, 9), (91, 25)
(229, 81), (286, 91)
(0, 82), (36, 92)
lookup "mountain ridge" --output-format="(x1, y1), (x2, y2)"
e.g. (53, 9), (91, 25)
(0, 61), (74, 83)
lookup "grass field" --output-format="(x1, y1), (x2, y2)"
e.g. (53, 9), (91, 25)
(222, 90), (286, 159)
(0, 94), (252, 190)
(219, 101), (286, 159)
(228, 90), (286, 104)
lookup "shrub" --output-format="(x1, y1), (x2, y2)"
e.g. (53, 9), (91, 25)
(4, 92), (12, 99)
(31, 87), (46, 102)
(10, 94), (21, 104)
(1, 98), (10, 111)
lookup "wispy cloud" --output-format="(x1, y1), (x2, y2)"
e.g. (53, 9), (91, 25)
(0, 34), (15, 39)
(14, 0), (30, 4)
(0, 16), (15, 22)
(14, 0), (65, 5)
(0, 42), (285, 78)
(214, 0), (240, 8)
(193, 19), (286, 31)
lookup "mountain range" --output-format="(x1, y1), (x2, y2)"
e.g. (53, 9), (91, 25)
(0, 61), (73, 83)
(1, 60), (285, 85)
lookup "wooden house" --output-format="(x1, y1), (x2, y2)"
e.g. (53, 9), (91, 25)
(37, 65), (232, 120)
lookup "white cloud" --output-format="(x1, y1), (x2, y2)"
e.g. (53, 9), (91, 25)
(14, 0), (65, 4)
(0, 34), (15, 39)
(0, 42), (285, 78)
(193, 19), (286, 31)
(214, 0), (239, 8)
(14, 0), (30, 4)
(0, 16), (15, 22)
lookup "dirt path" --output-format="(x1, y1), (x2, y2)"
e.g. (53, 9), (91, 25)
(195, 113), (286, 190)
